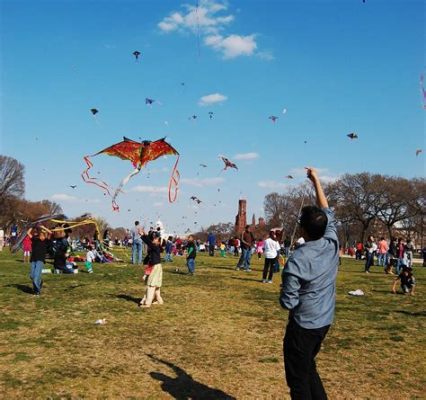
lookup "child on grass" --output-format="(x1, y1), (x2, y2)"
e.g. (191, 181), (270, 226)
(22, 234), (32, 263)
(220, 241), (226, 257)
(392, 266), (416, 296)
(186, 235), (197, 275)
(139, 229), (164, 308)
(27, 225), (52, 296)
(85, 245), (95, 273)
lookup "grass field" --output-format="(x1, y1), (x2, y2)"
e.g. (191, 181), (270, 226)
(0, 249), (424, 399)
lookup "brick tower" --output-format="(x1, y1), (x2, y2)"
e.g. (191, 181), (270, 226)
(235, 199), (247, 233)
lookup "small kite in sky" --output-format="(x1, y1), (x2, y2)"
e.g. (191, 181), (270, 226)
(145, 98), (155, 106)
(269, 115), (278, 123)
(90, 108), (98, 115)
(220, 156), (238, 171)
(285, 175), (294, 179)
(199, 163), (207, 168)
(82, 137), (180, 211)
(189, 115), (197, 120)
(70, 185), (77, 189)
(133, 51), (141, 61)
(304, 140), (307, 144)
(208, 111), (214, 119)
(190, 196), (202, 204)
(347, 133), (358, 139)
(416, 149), (423, 156)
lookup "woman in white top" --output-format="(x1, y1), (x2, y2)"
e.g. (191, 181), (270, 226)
(262, 231), (281, 283)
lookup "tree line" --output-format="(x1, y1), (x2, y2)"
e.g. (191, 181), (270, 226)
(263, 173), (425, 246)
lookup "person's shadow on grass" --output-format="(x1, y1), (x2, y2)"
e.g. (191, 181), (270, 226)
(5, 283), (33, 294)
(148, 354), (236, 400)
(116, 294), (141, 304)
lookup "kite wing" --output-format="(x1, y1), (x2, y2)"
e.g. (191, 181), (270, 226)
(140, 138), (179, 168)
(95, 137), (142, 167)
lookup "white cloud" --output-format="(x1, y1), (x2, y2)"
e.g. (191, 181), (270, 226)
(204, 34), (257, 58)
(181, 177), (224, 187)
(234, 152), (259, 161)
(130, 185), (168, 193)
(198, 93), (227, 106)
(51, 193), (78, 202)
(158, 1), (233, 34)
(158, 1), (266, 59)
(257, 181), (289, 190)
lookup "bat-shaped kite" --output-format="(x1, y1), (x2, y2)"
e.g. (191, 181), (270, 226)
(269, 115), (278, 123)
(220, 156), (238, 171)
(70, 185), (77, 189)
(347, 133), (358, 139)
(416, 149), (423, 156)
(90, 108), (98, 115)
(82, 137), (180, 210)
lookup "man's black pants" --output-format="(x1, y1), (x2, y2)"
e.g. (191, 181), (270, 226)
(283, 318), (330, 400)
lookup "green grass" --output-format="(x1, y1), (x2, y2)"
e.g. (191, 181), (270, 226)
(0, 250), (424, 399)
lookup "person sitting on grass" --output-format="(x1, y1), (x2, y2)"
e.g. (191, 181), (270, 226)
(139, 229), (164, 308)
(27, 225), (52, 296)
(392, 266), (416, 296)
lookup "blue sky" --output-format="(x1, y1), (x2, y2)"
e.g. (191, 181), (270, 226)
(1, 0), (424, 233)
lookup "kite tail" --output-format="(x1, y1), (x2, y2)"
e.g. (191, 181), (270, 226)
(81, 156), (113, 196)
(168, 156), (180, 203)
(111, 167), (141, 211)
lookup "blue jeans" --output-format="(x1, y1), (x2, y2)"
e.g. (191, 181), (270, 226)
(187, 258), (195, 273)
(132, 239), (143, 264)
(396, 258), (405, 275)
(237, 248), (252, 270)
(165, 252), (173, 262)
(30, 261), (44, 294)
(378, 253), (388, 268)
(364, 252), (374, 272)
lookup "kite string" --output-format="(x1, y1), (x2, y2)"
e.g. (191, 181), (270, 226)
(290, 195), (306, 247)
(168, 156), (180, 203)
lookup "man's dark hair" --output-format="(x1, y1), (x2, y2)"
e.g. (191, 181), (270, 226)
(299, 206), (328, 240)
(135, 221), (139, 226)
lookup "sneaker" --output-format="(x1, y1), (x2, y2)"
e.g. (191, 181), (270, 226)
(245, 269), (252, 272)
(235, 267), (241, 271)
(267, 280), (273, 284)
(262, 279), (267, 283)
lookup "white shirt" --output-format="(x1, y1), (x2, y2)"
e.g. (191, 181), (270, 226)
(263, 238), (281, 259)
(86, 250), (96, 263)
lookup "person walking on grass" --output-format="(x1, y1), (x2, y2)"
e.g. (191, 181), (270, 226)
(280, 167), (339, 400)
(364, 235), (376, 273)
(236, 225), (255, 272)
(139, 230), (164, 308)
(27, 225), (52, 296)
(262, 231), (280, 283)
(186, 235), (197, 275)
(131, 221), (143, 265)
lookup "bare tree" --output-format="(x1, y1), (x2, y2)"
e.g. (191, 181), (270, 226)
(0, 156), (25, 200)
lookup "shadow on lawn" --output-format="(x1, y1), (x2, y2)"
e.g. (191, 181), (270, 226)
(148, 354), (236, 400)
(5, 284), (33, 294)
(394, 310), (426, 317)
(230, 276), (260, 282)
(116, 294), (141, 304)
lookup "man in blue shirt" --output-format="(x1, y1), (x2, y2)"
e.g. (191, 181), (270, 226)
(207, 232), (216, 256)
(280, 167), (339, 400)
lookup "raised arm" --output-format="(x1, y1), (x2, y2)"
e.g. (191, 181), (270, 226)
(306, 167), (328, 209)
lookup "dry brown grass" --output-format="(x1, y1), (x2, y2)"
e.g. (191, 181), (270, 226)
(0, 251), (424, 399)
